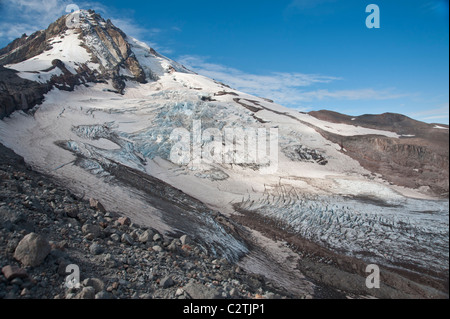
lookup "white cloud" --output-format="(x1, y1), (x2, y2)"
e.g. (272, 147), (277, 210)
(0, 23), (41, 40)
(0, 0), (87, 42)
(299, 88), (408, 101)
(409, 104), (449, 123)
(1, 0), (71, 34)
(285, 0), (339, 16)
(288, 0), (337, 9)
(0, 0), (70, 41)
(422, 1), (449, 17)
(179, 55), (337, 103)
(178, 55), (407, 108)
(0, 0), (161, 47)
(110, 18), (160, 39)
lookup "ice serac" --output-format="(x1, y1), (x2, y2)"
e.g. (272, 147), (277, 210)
(0, 10), (448, 298)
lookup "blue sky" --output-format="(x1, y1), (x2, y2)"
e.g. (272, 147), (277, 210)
(0, 0), (448, 123)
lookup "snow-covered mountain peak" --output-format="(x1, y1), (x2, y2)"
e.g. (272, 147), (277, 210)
(0, 10), (191, 94)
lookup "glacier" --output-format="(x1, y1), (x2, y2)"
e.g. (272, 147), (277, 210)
(0, 10), (448, 297)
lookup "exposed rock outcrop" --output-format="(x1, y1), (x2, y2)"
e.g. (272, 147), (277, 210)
(309, 111), (449, 197)
(0, 66), (50, 119)
(77, 12), (147, 86)
(0, 59), (102, 119)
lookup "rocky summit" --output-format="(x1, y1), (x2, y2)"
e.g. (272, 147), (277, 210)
(0, 10), (188, 118)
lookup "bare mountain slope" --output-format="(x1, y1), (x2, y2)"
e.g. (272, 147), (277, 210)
(308, 111), (449, 197)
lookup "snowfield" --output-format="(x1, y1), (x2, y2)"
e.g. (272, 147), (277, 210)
(5, 30), (97, 82)
(292, 112), (401, 138)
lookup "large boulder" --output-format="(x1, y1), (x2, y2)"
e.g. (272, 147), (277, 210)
(1, 265), (28, 280)
(89, 198), (106, 213)
(14, 233), (51, 267)
(183, 281), (222, 299)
